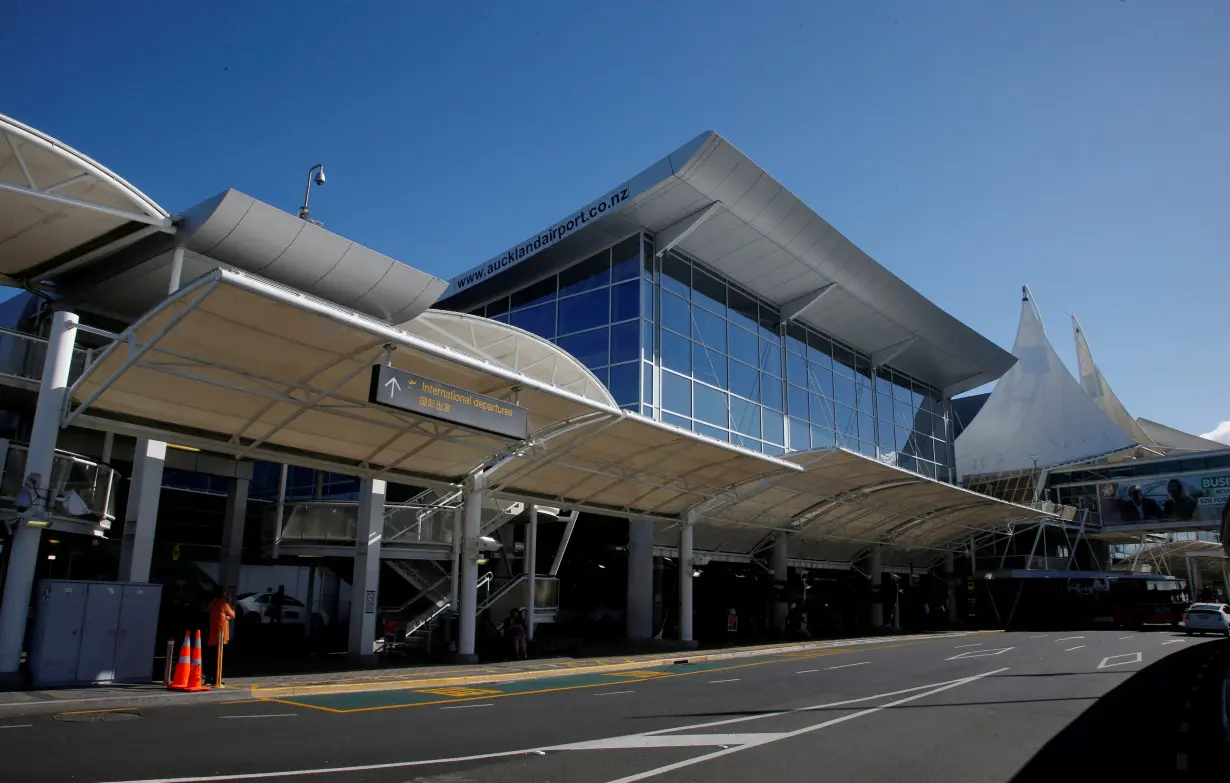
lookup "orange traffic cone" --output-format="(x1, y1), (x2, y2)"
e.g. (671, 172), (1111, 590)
(167, 632), (192, 691)
(185, 630), (211, 692)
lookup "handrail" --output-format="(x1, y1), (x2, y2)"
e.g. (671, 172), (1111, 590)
(394, 572), (451, 613)
(478, 573), (525, 613)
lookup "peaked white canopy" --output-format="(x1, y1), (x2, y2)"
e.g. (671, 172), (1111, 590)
(1072, 315), (1156, 448)
(956, 289), (1137, 478)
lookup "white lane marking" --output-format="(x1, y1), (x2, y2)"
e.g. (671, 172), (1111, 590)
(1117, 635), (1135, 640)
(0, 724), (32, 729)
(601, 668), (1011, 783)
(595, 690), (635, 697)
(708, 679), (740, 684)
(1028, 634), (1048, 639)
(1054, 636), (1084, 642)
(218, 714), (297, 720)
(91, 672), (1009, 783)
(796, 669), (820, 674)
(1098, 652), (1143, 669)
(560, 732), (790, 750)
(440, 704), (492, 710)
(825, 661), (870, 670)
(1162, 640), (1185, 645)
(1065, 645), (1087, 651)
(953, 643), (982, 649)
(947, 647), (1014, 660)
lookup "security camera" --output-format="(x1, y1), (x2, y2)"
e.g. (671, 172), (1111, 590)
(314, 167), (326, 186)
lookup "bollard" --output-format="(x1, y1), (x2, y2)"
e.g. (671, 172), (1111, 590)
(163, 638), (176, 685)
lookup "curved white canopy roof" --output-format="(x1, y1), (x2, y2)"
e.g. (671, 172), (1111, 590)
(0, 113), (169, 283)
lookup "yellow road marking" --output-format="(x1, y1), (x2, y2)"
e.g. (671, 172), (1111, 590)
(416, 687), (502, 697)
(56, 707), (143, 716)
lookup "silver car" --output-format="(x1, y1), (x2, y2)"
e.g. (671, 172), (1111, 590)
(1182, 603), (1230, 636)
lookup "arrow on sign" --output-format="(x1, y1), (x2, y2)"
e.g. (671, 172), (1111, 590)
(384, 377), (401, 399)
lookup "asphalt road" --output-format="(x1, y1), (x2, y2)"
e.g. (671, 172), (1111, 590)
(3, 630), (1227, 782)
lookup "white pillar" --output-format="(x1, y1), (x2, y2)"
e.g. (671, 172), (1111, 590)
(869, 544), (884, 628)
(0, 310), (77, 679)
(678, 522), (694, 643)
(101, 431), (114, 464)
(167, 246), (185, 294)
(117, 438), (166, 582)
(457, 472), (484, 662)
(946, 552), (958, 624)
(449, 506), (462, 611)
(219, 477), (249, 594)
(626, 517), (654, 640)
(347, 478), (385, 661)
(526, 505), (539, 641)
(771, 531), (789, 634)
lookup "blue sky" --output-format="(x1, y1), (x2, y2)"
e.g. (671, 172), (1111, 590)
(4, 1), (1228, 440)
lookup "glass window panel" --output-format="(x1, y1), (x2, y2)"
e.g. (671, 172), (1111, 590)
(918, 460), (936, 479)
(487, 296), (510, 317)
(810, 394), (834, 426)
(643, 239), (654, 279)
(662, 371), (691, 416)
(807, 331), (833, 367)
(663, 411), (691, 431)
(786, 352), (807, 386)
(662, 291), (690, 336)
(878, 419), (895, 451)
(662, 330), (690, 374)
(788, 384), (809, 419)
(642, 278), (655, 322)
(691, 268), (726, 315)
(611, 280), (639, 322)
(895, 427), (912, 452)
(692, 306), (727, 351)
(892, 373), (913, 401)
(855, 359), (873, 389)
(694, 382), (727, 427)
(877, 393), (894, 422)
(728, 324), (757, 366)
(786, 323), (807, 355)
(641, 403), (654, 417)
(913, 436), (934, 462)
(511, 276), (557, 310)
(730, 396), (761, 437)
(696, 421), (728, 442)
(831, 344), (856, 377)
(559, 249), (610, 296)
(642, 362), (654, 405)
(856, 386), (874, 415)
(789, 418), (810, 451)
(610, 320), (639, 364)
(912, 411), (933, 438)
(763, 408), (785, 445)
(808, 364), (834, 398)
(608, 362), (639, 407)
(897, 454), (917, 473)
(612, 236), (639, 281)
(510, 302), (556, 339)
(836, 404), (858, 436)
(727, 287), (758, 332)
(875, 367), (893, 395)
(557, 327), (608, 370)
(894, 398), (917, 428)
(729, 360), (758, 400)
(662, 252), (689, 297)
(832, 374), (857, 407)
(693, 342), (727, 388)
(590, 365), (608, 388)
(642, 320), (655, 361)
(558, 288), (609, 335)
(733, 434), (761, 452)
(837, 430), (858, 449)
(759, 306), (781, 344)
(858, 440), (877, 458)
(934, 438), (950, 467)
(489, 313), (509, 324)
(812, 425), (835, 449)
(761, 374), (784, 411)
(759, 340), (782, 376)
(765, 443), (785, 457)
(858, 413), (875, 444)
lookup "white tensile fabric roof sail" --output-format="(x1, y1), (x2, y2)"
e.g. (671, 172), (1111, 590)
(955, 289), (1137, 478)
(1071, 315), (1157, 448)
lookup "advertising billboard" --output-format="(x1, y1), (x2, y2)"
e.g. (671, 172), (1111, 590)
(1097, 471), (1230, 526)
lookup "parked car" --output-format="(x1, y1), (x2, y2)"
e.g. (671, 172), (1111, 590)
(235, 592), (329, 629)
(1182, 603), (1230, 636)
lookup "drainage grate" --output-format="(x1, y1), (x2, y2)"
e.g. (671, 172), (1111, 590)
(54, 710), (142, 723)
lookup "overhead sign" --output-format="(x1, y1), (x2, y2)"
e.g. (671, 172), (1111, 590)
(368, 365), (529, 440)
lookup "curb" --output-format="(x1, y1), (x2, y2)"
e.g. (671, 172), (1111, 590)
(249, 631), (994, 699)
(0, 688), (252, 718)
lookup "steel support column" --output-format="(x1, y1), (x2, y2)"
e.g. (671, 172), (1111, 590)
(347, 478), (385, 661)
(771, 531), (789, 634)
(869, 544), (884, 628)
(117, 438), (167, 582)
(626, 517), (654, 641)
(679, 522), (694, 643)
(219, 477), (249, 594)
(456, 472), (484, 662)
(526, 505), (539, 641)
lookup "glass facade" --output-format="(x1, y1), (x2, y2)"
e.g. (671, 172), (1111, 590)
(464, 233), (956, 482)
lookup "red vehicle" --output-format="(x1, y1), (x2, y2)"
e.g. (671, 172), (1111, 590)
(1111, 600), (1182, 630)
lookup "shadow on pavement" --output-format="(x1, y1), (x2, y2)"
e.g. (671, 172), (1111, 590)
(1011, 639), (1230, 780)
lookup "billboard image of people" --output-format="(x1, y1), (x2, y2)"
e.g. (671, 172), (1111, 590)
(1097, 472), (1230, 526)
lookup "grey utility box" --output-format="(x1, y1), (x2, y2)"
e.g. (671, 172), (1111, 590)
(28, 580), (163, 688)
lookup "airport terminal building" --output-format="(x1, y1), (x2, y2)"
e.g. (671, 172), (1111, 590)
(0, 115), (1057, 683)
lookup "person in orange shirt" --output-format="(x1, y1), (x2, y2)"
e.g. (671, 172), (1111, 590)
(206, 589), (235, 685)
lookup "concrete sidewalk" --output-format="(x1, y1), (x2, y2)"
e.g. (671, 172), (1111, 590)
(0, 631), (990, 717)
